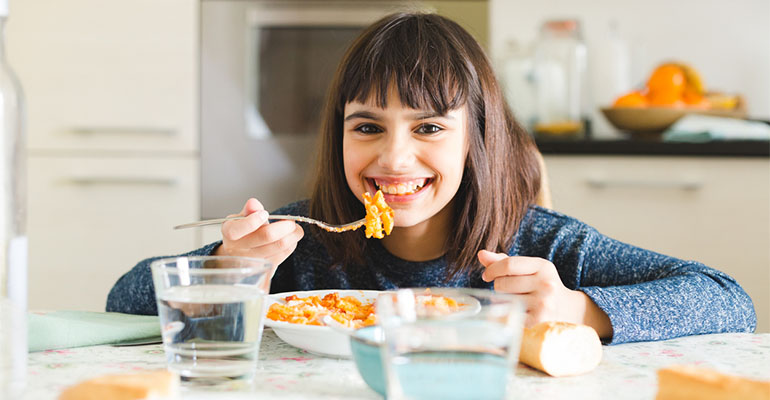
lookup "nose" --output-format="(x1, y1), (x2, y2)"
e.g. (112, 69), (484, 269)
(377, 128), (416, 171)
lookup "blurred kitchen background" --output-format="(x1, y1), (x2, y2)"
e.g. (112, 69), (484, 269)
(6, 0), (769, 332)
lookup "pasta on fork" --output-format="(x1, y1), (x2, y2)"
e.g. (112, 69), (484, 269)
(363, 191), (395, 239)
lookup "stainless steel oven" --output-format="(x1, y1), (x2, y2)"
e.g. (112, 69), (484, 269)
(200, 0), (488, 217)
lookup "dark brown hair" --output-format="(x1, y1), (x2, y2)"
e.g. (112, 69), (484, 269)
(310, 12), (540, 278)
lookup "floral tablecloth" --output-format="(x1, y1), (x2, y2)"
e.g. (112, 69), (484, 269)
(20, 330), (770, 400)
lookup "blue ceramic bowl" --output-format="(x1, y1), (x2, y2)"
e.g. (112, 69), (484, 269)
(349, 325), (386, 396)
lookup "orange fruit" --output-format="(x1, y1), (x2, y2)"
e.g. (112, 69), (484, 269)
(682, 89), (709, 109)
(613, 91), (648, 107)
(678, 63), (705, 95)
(647, 64), (686, 97)
(647, 90), (685, 107)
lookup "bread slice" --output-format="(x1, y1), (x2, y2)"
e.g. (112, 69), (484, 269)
(58, 370), (178, 400)
(656, 364), (770, 400)
(519, 321), (602, 377)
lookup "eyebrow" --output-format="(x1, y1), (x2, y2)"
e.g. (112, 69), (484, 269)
(343, 110), (455, 122)
(344, 111), (381, 121)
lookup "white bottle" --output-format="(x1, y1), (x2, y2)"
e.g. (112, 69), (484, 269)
(0, 0), (28, 397)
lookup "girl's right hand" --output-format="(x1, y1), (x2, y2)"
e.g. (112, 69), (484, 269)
(214, 198), (304, 270)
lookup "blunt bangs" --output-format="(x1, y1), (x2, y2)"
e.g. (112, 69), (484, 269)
(337, 13), (475, 114)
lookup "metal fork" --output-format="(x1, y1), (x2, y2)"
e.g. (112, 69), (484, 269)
(173, 214), (366, 232)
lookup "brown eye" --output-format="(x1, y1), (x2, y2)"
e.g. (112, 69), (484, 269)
(355, 124), (382, 134)
(416, 124), (442, 135)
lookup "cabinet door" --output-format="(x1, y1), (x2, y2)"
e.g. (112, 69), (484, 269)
(7, 0), (198, 153)
(28, 156), (200, 311)
(544, 156), (770, 332)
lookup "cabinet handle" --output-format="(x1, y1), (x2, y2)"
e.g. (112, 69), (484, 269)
(586, 178), (703, 191)
(68, 127), (177, 136)
(65, 177), (178, 187)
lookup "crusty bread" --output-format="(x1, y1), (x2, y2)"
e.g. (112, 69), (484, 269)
(519, 321), (602, 377)
(656, 364), (770, 400)
(58, 370), (178, 400)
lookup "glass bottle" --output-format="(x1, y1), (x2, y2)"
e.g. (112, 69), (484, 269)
(499, 39), (537, 130)
(591, 20), (631, 137)
(532, 19), (588, 138)
(0, 0), (28, 397)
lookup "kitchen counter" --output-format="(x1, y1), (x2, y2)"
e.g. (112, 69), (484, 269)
(536, 138), (770, 157)
(22, 330), (770, 399)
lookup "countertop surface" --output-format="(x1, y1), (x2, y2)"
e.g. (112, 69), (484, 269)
(22, 330), (770, 400)
(536, 137), (770, 157)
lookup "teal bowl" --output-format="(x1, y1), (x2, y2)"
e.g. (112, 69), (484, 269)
(350, 325), (386, 396)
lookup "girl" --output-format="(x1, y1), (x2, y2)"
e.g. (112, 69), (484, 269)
(107, 12), (755, 344)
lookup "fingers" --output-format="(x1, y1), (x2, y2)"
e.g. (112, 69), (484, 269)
(229, 220), (301, 252)
(240, 198), (265, 216)
(247, 221), (305, 259)
(480, 252), (541, 282)
(479, 252), (573, 328)
(517, 293), (555, 328)
(220, 220), (304, 268)
(477, 249), (507, 267)
(223, 198), (268, 241)
(223, 209), (270, 241)
(489, 274), (539, 294)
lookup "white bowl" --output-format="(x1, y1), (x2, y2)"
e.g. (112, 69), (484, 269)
(264, 289), (382, 358)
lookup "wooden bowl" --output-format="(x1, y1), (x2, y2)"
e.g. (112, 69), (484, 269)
(601, 107), (685, 134)
(601, 97), (747, 135)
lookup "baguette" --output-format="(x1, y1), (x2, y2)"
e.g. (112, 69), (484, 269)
(58, 370), (179, 400)
(519, 321), (602, 377)
(656, 364), (770, 400)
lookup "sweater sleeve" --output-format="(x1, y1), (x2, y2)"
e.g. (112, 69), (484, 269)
(105, 241), (222, 315)
(577, 228), (756, 344)
(517, 207), (757, 345)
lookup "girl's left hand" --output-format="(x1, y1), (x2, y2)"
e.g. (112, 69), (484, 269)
(478, 250), (584, 328)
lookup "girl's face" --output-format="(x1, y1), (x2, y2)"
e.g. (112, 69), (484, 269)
(342, 88), (469, 230)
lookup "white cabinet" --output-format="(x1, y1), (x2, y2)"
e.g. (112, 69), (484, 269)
(28, 156), (199, 311)
(8, 0), (198, 153)
(543, 155), (770, 333)
(7, 0), (200, 311)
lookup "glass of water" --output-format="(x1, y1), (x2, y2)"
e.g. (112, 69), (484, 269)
(151, 256), (272, 385)
(377, 288), (525, 400)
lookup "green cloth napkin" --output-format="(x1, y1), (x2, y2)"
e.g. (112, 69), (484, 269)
(28, 311), (161, 352)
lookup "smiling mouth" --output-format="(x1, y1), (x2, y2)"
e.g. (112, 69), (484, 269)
(368, 178), (432, 196)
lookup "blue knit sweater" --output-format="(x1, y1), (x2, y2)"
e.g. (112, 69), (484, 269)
(106, 201), (756, 344)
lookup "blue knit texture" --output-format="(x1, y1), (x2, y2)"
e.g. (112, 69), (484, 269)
(106, 201), (756, 344)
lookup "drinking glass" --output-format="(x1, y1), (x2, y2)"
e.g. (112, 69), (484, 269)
(377, 288), (525, 400)
(151, 256), (272, 385)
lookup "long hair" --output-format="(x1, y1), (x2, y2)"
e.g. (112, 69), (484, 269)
(310, 12), (540, 278)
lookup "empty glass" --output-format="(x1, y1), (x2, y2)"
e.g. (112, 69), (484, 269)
(377, 288), (525, 400)
(151, 256), (272, 385)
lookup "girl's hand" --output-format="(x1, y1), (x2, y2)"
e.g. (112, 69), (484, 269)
(214, 198), (304, 272)
(477, 250), (612, 338)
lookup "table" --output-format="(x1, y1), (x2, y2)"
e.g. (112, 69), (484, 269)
(22, 330), (770, 400)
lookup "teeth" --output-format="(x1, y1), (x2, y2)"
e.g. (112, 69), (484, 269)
(374, 179), (427, 195)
